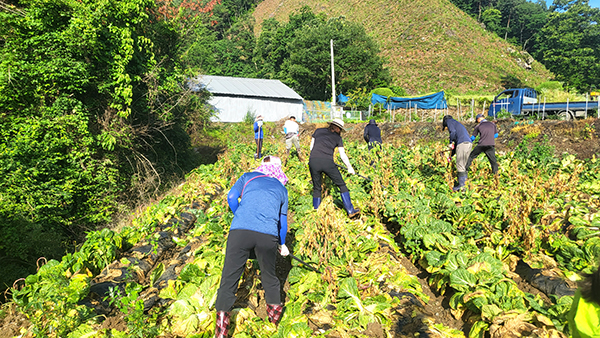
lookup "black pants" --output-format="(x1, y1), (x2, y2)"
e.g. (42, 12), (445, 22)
(466, 145), (498, 174)
(309, 158), (348, 198)
(255, 138), (263, 158)
(216, 230), (280, 312)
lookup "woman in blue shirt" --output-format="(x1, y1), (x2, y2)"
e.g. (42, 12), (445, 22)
(253, 115), (264, 159)
(215, 156), (289, 337)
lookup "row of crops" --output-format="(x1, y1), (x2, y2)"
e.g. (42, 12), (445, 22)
(2, 124), (599, 337)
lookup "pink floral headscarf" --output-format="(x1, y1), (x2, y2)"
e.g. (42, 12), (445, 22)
(254, 156), (288, 185)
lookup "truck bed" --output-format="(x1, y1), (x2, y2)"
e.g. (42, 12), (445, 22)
(522, 101), (599, 113)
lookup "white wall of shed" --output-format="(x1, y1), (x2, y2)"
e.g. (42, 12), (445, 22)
(208, 96), (304, 122)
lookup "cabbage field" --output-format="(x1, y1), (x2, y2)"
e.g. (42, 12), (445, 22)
(1, 121), (599, 338)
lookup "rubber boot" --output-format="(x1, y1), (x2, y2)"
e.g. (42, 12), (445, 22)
(452, 172), (467, 191)
(313, 197), (321, 209)
(266, 303), (284, 325)
(340, 192), (360, 218)
(215, 311), (230, 338)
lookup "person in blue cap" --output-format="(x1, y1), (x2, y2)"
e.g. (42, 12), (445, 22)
(466, 114), (499, 176)
(442, 115), (472, 191)
(215, 156), (289, 337)
(253, 115), (264, 159)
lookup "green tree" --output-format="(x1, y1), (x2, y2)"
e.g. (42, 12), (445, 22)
(534, 0), (600, 91)
(0, 0), (207, 291)
(253, 8), (321, 80)
(255, 8), (389, 101)
(286, 16), (390, 100)
(481, 8), (502, 33)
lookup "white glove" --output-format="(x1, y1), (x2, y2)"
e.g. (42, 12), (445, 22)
(279, 244), (289, 257)
(347, 166), (356, 175)
(257, 121), (263, 127)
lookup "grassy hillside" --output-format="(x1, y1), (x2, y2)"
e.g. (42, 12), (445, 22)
(253, 0), (554, 95)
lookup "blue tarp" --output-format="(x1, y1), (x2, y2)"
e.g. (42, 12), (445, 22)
(371, 91), (448, 110)
(337, 93), (349, 104)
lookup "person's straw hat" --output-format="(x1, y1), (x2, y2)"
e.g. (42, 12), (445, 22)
(330, 118), (345, 131)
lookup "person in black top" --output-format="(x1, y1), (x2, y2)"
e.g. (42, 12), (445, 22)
(363, 119), (382, 150)
(466, 114), (499, 175)
(442, 115), (472, 191)
(309, 119), (360, 218)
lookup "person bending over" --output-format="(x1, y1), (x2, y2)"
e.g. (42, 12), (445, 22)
(215, 156), (289, 337)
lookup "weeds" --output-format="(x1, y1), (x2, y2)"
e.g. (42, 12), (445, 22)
(108, 282), (159, 338)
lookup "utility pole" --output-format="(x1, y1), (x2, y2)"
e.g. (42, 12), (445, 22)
(330, 39), (336, 118)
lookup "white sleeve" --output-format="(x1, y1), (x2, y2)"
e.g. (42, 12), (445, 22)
(338, 147), (353, 171)
(310, 137), (315, 151)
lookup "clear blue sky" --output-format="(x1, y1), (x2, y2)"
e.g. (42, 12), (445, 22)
(589, 0), (600, 8)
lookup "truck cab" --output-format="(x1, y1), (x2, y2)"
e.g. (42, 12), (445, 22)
(488, 88), (537, 118)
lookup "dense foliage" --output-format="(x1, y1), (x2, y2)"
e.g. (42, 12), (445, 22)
(253, 7), (390, 100)
(0, 0), (211, 292)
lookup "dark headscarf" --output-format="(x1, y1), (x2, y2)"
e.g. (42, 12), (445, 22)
(442, 115), (453, 131)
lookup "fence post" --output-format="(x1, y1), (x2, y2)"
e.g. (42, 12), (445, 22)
(543, 98), (546, 120)
(567, 98), (570, 120)
(585, 94), (588, 119)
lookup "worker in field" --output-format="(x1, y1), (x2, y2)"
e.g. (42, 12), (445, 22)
(309, 118), (360, 218)
(363, 119), (382, 151)
(442, 115), (472, 191)
(283, 116), (303, 163)
(215, 156), (289, 337)
(465, 114), (498, 176)
(568, 262), (600, 338)
(253, 115), (264, 159)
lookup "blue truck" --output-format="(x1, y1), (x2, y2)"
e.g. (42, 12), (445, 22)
(487, 88), (599, 120)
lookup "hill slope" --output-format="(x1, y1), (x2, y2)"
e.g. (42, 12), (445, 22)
(253, 0), (554, 94)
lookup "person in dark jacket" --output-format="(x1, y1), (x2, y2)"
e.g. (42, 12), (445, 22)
(465, 114), (499, 175)
(309, 119), (359, 218)
(253, 115), (264, 159)
(215, 156), (289, 337)
(568, 262), (600, 338)
(363, 119), (382, 150)
(442, 115), (472, 191)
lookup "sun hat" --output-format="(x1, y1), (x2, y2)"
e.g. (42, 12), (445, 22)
(256, 115), (263, 121)
(475, 114), (484, 120)
(330, 118), (345, 131)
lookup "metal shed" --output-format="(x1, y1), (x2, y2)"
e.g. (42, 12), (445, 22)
(192, 75), (304, 122)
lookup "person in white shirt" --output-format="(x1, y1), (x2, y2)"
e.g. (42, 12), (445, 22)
(283, 116), (303, 162)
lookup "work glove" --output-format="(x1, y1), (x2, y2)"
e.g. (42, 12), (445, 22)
(257, 121), (263, 128)
(448, 143), (455, 150)
(279, 244), (290, 257)
(447, 157), (452, 163)
(347, 166), (356, 175)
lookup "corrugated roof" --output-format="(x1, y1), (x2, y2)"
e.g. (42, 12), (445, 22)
(192, 75), (303, 100)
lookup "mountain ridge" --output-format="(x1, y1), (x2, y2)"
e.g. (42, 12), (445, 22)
(252, 0), (554, 95)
